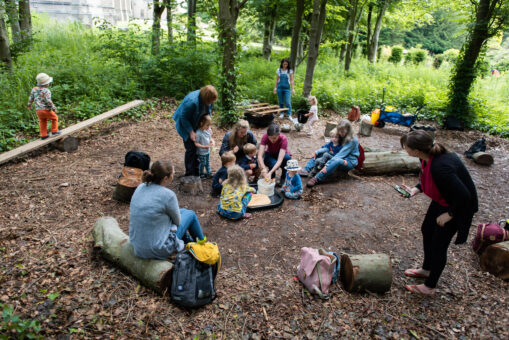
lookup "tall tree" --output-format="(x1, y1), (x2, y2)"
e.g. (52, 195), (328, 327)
(151, 0), (166, 55)
(290, 0), (305, 68)
(0, 2), (13, 71)
(344, 0), (367, 72)
(368, 0), (388, 63)
(187, 0), (197, 43)
(167, 0), (173, 43)
(18, 0), (31, 41)
(262, 1), (278, 60)
(303, 0), (327, 97)
(447, 0), (509, 122)
(365, 1), (373, 55)
(4, 0), (21, 44)
(218, 0), (248, 114)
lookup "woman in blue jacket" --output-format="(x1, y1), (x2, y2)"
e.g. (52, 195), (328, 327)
(172, 85), (218, 176)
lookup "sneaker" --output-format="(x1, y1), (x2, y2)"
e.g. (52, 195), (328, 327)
(196, 236), (207, 244)
(307, 177), (320, 188)
(279, 113), (285, 119)
(243, 213), (252, 219)
(41, 136), (49, 140)
(200, 174), (207, 179)
(298, 170), (309, 177)
(51, 131), (62, 136)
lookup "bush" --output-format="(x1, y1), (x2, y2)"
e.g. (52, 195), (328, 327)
(433, 54), (444, 69)
(388, 46), (404, 64)
(406, 48), (428, 64)
(443, 48), (460, 63)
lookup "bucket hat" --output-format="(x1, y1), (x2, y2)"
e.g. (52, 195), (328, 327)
(36, 73), (53, 86)
(285, 159), (301, 171)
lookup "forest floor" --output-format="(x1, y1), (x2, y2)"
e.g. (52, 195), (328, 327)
(0, 99), (508, 339)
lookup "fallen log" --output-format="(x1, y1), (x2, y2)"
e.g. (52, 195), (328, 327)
(480, 241), (509, 280)
(340, 253), (392, 293)
(473, 152), (494, 166)
(356, 151), (420, 175)
(92, 217), (173, 294)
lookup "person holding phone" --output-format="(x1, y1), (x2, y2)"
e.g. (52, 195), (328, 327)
(399, 131), (478, 296)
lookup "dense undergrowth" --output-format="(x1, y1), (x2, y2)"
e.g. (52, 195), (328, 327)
(0, 17), (507, 152)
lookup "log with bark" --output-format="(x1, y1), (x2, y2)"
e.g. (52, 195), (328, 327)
(472, 152), (494, 166)
(340, 253), (392, 293)
(54, 136), (79, 153)
(355, 151), (420, 175)
(112, 166), (143, 202)
(179, 176), (203, 195)
(480, 241), (509, 280)
(324, 121), (337, 137)
(92, 217), (173, 294)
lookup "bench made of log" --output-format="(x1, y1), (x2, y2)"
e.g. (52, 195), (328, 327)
(245, 108), (289, 116)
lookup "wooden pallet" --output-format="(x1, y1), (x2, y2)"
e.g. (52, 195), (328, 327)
(0, 100), (144, 165)
(243, 103), (288, 116)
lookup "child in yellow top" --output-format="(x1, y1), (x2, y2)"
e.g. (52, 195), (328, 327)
(217, 165), (256, 220)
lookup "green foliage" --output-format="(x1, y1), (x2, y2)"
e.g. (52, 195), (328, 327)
(433, 55), (444, 69)
(388, 46), (403, 64)
(443, 48), (460, 63)
(405, 48), (428, 65)
(1, 303), (43, 339)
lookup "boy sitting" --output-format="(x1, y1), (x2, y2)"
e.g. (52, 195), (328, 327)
(238, 143), (260, 182)
(212, 151), (236, 196)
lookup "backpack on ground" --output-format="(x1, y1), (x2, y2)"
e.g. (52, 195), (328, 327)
(124, 151), (150, 171)
(465, 138), (487, 158)
(472, 220), (509, 255)
(296, 247), (338, 299)
(171, 251), (218, 308)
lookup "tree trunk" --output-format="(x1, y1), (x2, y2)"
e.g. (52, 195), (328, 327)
(4, 0), (21, 44)
(0, 3), (12, 71)
(302, 0), (327, 97)
(472, 151), (494, 166)
(178, 176), (204, 195)
(262, 2), (277, 61)
(340, 253), (392, 293)
(113, 166), (143, 202)
(356, 151), (420, 175)
(187, 0), (197, 43)
(365, 2), (373, 57)
(151, 0), (165, 55)
(18, 0), (31, 41)
(345, 0), (365, 72)
(480, 241), (509, 280)
(290, 0), (305, 68)
(55, 136), (79, 153)
(166, 0), (173, 43)
(92, 217), (174, 294)
(368, 0), (388, 63)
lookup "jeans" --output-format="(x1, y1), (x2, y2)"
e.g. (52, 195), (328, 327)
(184, 137), (199, 176)
(198, 154), (211, 176)
(264, 153), (291, 182)
(217, 193), (252, 220)
(176, 209), (205, 244)
(281, 189), (302, 199)
(315, 158), (354, 181)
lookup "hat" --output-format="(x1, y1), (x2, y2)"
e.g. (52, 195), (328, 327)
(36, 73), (53, 86)
(285, 159), (301, 171)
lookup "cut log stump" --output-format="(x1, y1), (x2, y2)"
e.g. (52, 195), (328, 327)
(480, 241), (509, 280)
(473, 152), (494, 166)
(113, 166), (143, 202)
(54, 136), (79, 153)
(324, 121), (337, 137)
(92, 217), (173, 294)
(359, 120), (373, 137)
(340, 253), (392, 293)
(179, 176), (203, 195)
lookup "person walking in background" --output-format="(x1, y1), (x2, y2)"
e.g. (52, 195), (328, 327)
(28, 73), (61, 140)
(273, 58), (296, 121)
(304, 96), (319, 136)
(172, 85), (218, 176)
(399, 131), (478, 296)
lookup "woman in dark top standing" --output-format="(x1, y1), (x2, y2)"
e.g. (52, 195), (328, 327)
(399, 130), (478, 296)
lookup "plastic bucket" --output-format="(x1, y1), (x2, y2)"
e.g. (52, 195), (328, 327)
(257, 178), (275, 196)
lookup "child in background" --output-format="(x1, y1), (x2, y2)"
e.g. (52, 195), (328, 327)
(299, 128), (343, 177)
(28, 73), (61, 140)
(281, 159), (303, 199)
(195, 115), (215, 178)
(217, 165), (256, 220)
(238, 143), (260, 181)
(304, 96), (318, 136)
(212, 151), (236, 196)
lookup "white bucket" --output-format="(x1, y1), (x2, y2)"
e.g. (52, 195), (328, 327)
(257, 178), (275, 196)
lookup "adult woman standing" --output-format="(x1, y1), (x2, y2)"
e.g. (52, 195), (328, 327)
(399, 131), (478, 296)
(273, 58), (296, 120)
(258, 123), (291, 186)
(129, 160), (206, 260)
(219, 119), (257, 161)
(173, 85), (218, 176)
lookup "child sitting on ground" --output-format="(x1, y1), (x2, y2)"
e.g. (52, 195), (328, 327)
(304, 96), (318, 136)
(299, 128), (342, 177)
(217, 165), (256, 220)
(281, 159), (303, 199)
(28, 73), (61, 140)
(195, 115), (215, 178)
(238, 143), (260, 181)
(212, 151), (236, 196)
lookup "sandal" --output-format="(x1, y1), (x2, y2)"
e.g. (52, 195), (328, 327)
(405, 284), (435, 296)
(404, 268), (429, 278)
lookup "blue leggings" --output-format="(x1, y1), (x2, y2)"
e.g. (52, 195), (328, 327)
(176, 209), (205, 243)
(217, 193), (252, 220)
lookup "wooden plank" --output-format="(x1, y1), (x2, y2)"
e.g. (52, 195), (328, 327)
(0, 100), (145, 165)
(248, 108), (289, 116)
(239, 102), (269, 108)
(245, 105), (280, 112)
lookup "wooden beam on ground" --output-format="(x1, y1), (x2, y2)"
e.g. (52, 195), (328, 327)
(0, 100), (144, 166)
(249, 108), (289, 116)
(245, 105), (280, 112)
(240, 102), (269, 108)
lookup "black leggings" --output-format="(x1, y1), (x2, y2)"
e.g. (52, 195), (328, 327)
(183, 137), (199, 176)
(421, 201), (458, 288)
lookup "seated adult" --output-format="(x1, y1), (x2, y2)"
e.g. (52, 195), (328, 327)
(304, 119), (360, 187)
(129, 160), (206, 260)
(258, 123), (291, 186)
(219, 119), (257, 162)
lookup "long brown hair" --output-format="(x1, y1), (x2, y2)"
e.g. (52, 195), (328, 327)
(142, 160), (173, 185)
(223, 165), (248, 188)
(336, 119), (354, 145)
(228, 119), (250, 151)
(400, 130), (448, 156)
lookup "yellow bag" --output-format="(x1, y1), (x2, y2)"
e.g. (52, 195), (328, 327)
(185, 242), (221, 271)
(370, 108), (381, 124)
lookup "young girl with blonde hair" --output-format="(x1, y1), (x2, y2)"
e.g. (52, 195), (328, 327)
(304, 96), (318, 135)
(217, 165), (256, 220)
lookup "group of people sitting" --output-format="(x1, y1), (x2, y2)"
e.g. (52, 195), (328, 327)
(128, 85), (478, 296)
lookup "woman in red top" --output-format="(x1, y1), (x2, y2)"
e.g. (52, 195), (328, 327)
(399, 131), (478, 296)
(257, 124), (292, 186)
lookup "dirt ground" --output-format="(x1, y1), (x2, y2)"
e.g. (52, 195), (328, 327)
(0, 100), (508, 339)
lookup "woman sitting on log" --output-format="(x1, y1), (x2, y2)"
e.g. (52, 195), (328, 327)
(129, 160), (207, 260)
(399, 130), (478, 296)
(304, 119), (360, 187)
(219, 119), (257, 162)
